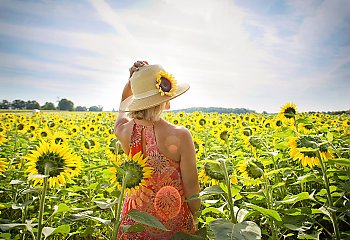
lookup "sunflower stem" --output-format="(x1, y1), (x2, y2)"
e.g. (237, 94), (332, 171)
(316, 150), (340, 240)
(111, 172), (127, 240)
(263, 173), (278, 240)
(37, 166), (49, 240)
(220, 159), (237, 224)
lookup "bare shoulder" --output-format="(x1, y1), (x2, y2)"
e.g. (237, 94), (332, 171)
(161, 120), (193, 143)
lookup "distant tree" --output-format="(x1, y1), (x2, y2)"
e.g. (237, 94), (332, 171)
(25, 100), (40, 109)
(12, 99), (26, 109)
(58, 98), (74, 111)
(41, 102), (56, 110)
(76, 106), (87, 111)
(89, 105), (103, 112)
(0, 100), (10, 109)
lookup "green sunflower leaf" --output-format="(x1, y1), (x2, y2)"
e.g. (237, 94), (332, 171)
(53, 203), (73, 215)
(209, 219), (261, 240)
(122, 224), (145, 233)
(244, 203), (282, 222)
(126, 209), (168, 231)
(169, 231), (206, 239)
(199, 185), (225, 197)
(275, 192), (315, 206)
(42, 225), (70, 238)
(328, 158), (350, 168)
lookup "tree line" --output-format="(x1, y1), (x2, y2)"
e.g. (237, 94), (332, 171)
(0, 99), (103, 112)
(172, 107), (256, 114)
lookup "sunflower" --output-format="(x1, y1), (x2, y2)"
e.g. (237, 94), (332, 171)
(81, 138), (100, 154)
(193, 137), (204, 159)
(0, 158), (8, 174)
(240, 126), (254, 138)
(0, 123), (6, 134)
(156, 71), (177, 96)
(0, 134), (7, 145)
(238, 158), (264, 186)
(245, 135), (263, 149)
(199, 160), (233, 186)
(272, 116), (284, 129)
(279, 102), (298, 119)
(262, 119), (272, 129)
(217, 128), (231, 144)
(109, 151), (153, 196)
(197, 117), (207, 127)
(297, 123), (314, 134)
(171, 117), (181, 125)
(50, 132), (69, 145)
(25, 142), (82, 188)
(343, 118), (350, 128)
(177, 111), (186, 119)
(288, 135), (333, 168)
(35, 126), (52, 140)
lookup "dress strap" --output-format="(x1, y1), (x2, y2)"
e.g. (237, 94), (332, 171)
(129, 121), (143, 156)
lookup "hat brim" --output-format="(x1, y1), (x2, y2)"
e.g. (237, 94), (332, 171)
(119, 82), (190, 112)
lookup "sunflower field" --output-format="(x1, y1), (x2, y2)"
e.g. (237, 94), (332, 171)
(0, 103), (349, 240)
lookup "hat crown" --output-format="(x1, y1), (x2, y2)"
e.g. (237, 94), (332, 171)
(130, 65), (165, 98)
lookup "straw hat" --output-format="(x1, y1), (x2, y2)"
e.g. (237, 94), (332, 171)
(119, 64), (190, 112)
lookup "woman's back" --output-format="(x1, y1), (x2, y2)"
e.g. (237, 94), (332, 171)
(116, 118), (188, 163)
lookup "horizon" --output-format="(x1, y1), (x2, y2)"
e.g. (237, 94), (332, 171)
(1, 0), (350, 113)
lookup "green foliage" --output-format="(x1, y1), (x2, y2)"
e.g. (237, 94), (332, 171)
(0, 111), (349, 239)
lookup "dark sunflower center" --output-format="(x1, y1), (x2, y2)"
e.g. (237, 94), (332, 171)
(55, 138), (64, 144)
(220, 131), (229, 141)
(159, 77), (172, 92)
(48, 121), (55, 128)
(116, 162), (143, 188)
(84, 139), (96, 149)
(243, 127), (252, 136)
(249, 136), (261, 148)
(304, 124), (313, 130)
(284, 107), (296, 118)
(36, 151), (65, 177)
(17, 123), (24, 130)
(276, 120), (282, 126)
(41, 131), (48, 137)
(246, 160), (264, 179)
(199, 119), (206, 126)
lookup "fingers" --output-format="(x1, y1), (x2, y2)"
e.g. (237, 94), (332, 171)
(129, 60), (149, 78)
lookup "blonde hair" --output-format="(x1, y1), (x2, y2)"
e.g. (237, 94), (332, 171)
(128, 102), (167, 122)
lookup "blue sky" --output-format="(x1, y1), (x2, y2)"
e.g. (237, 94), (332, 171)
(0, 0), (349, 113)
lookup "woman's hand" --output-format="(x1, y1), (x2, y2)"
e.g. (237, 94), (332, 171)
(129, 60), (149, 78)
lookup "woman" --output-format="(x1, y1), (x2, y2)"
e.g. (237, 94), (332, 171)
(114, 61), (201, 239)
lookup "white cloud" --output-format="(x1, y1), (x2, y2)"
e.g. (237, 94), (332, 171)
(0, 0), (349, 112)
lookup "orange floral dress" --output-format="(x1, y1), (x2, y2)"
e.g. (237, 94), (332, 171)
(119, 122), (196, 239)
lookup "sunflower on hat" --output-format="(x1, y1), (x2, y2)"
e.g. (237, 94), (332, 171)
(156, 71), (177, 96)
